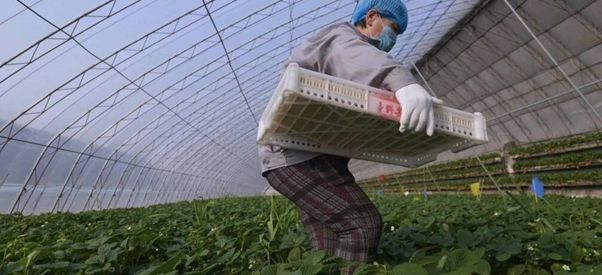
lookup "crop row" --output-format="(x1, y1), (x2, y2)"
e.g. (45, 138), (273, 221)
(370, 169), (602, 193)
(2, 195), (602, 274)
(509, 131), (602, 157)
(360, 130), (602, 192)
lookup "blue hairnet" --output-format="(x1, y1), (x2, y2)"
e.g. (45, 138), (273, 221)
(351, 0), (408, 34)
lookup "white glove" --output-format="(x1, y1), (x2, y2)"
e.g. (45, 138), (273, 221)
(395, 84), (443, 136)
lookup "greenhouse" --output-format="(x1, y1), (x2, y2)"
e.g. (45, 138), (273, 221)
(0, 0), (601, 274)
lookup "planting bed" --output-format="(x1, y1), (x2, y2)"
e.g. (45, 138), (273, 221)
(1, 195), (601, 274)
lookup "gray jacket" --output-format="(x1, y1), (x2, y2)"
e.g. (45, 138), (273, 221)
(258, 22), (417, 175)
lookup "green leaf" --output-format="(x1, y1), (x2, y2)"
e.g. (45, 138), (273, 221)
(84, 255), (104, 265)
(593, 263), (602, 273)
(52, 250), (66, 260)
(298, 262), (324, 275)
(437, 255), (448, 270)
(120, 237), (129, 248)
(350, 264), (381, 275)
(33, 261), (85, 271)
(153, 252), (184, 274)
(540, 217), (556, 232)
(305, 251), (327, 265)
(134, 252), (184, 275)
(507, 264), (526, 275)
(456, 230), (473, 247)
(570, 245), (584, 263)
(472, 247), (486, 259)
(288, 247), (301, 262)
(444, 249), (479, 272)
(475, 260), (491, 275)
(391, 263), (428, 275)
(26, 249), (41, 268)
(0, 262), (25, 274)
(495, 252), (511, 262)
(259, 265), (278, 275)
(548, 253), (563, 261)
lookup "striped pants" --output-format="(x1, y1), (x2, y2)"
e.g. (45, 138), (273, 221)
(264, 155), (383, 273)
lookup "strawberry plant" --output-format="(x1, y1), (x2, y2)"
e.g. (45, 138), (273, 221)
(1, 195), (601, 274)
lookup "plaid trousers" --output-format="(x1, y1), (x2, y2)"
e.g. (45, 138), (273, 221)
(264, 155), (383, 273)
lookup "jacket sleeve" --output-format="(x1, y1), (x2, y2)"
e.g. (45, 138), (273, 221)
(283, 23), (417, 92)
(285, 25), (338, 72)
(326, 31), (418, 92)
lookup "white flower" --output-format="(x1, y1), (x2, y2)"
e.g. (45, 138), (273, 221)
(562, 265), (570, 271)
(127, 226), (131, 230)
(494, 211), (501, 216)
(404, 191), (410, 196)
(390, 226), (395, 232)
(527, 245), (534, 251)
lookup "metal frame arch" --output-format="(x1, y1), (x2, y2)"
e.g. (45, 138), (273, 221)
(391, 0), (482, 63)
(92, 0), (356, 164)
(128, 168), (168, 209)
(394, 0), (459, 61)
(0, 0), (145, 86)
(166, 127), (260, 188)
(77, 71), (264, 211)
(46, 44), (253, 213)
(74, 1), (358, 209)
(452, 6), (590, 132)
(0, 0), (555, 213)
(416, 12), (541, 145)
(6, 5), (215, 213)
(10, 10), (284, 215)
(103, 158), (150, 209)
(82, 123), (220, 211)
(488, 78), (602, 127)
(123, 132), (254, 207)
(0, 4), (210, 152)
(155, 126), (260, 189)
(141, 78), (278, 192)
(97, 122), (258, 210)
(56, 0), (340, 201)
(419, 2), (600, 141)
(503, 0), (602, 123)
(54, 115), (193, 213)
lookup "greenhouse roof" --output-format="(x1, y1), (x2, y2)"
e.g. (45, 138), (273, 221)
(0, 0), (601, 213)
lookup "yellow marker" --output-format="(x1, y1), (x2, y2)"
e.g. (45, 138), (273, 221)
(470, 182), (481, 197)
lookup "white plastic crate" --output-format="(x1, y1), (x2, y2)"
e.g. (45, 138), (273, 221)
(257, 63), (488, 167)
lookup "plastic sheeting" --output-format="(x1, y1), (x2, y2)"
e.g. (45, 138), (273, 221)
(1, 0), (599, 213)
(350, 0), (602, 180)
